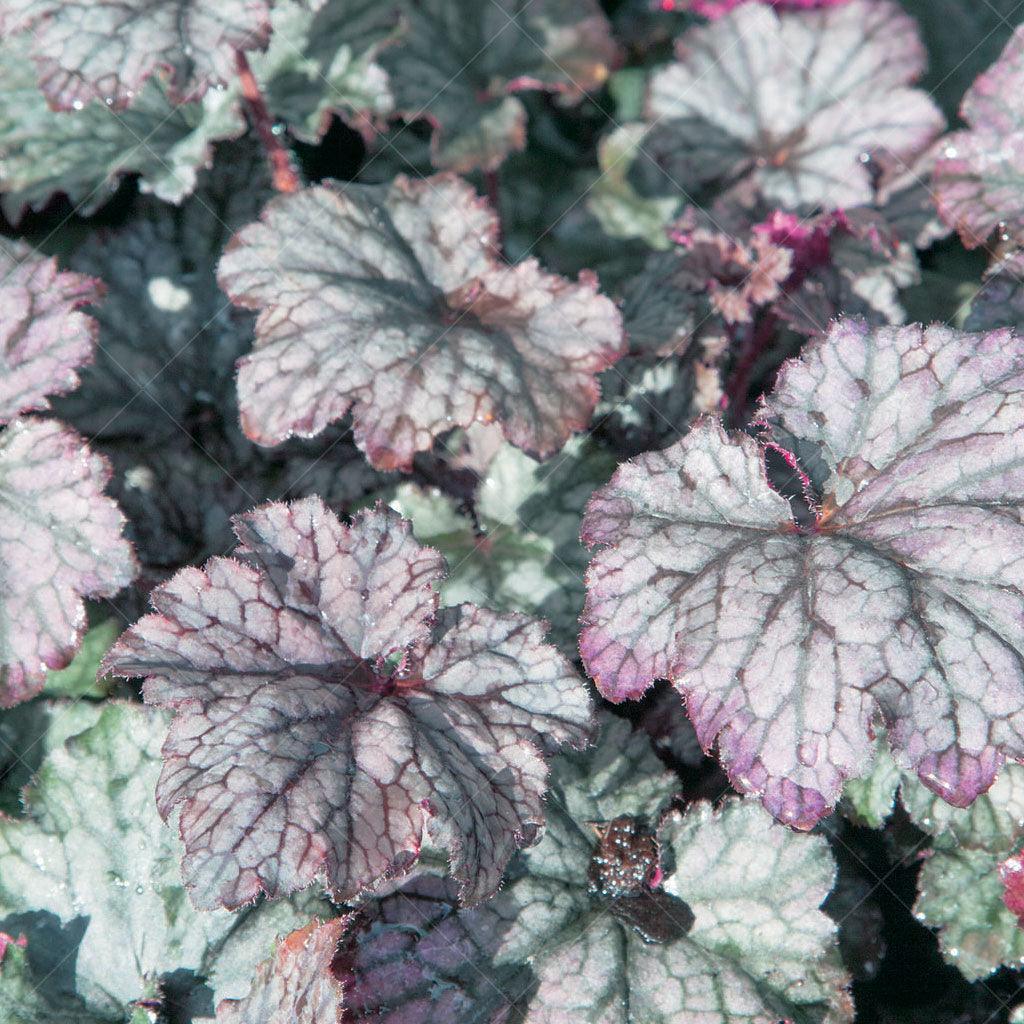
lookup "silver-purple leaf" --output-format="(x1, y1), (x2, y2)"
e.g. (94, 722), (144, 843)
(216, 918), (346, 1024)
(966, 251), (1024, 334)
(0, 249), (102, 425)
(218, 174), (625, 470)
(934, 25), (1024, 250)
(11, 0), (271, 110)
(0, 418), (136, 706)
(646, 0), (944, 209)
(105, 497), (592, 910)
(582, 319), (1024, 828)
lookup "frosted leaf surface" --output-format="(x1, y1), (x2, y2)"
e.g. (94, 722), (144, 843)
(11, 0), (271, 110)
(647, 0), (943, 209)
(582, 319), (1024, 827)
(934, 26), (1024, 249)
(218, 174), (625, 469)
(105, 498), (592, 910)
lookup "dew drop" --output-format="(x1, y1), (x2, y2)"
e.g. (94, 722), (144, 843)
(71, 99), (85, 111)
(135, 884), (145, 895)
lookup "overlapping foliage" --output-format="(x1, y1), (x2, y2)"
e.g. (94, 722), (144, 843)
(2, 1), (1024, 1021)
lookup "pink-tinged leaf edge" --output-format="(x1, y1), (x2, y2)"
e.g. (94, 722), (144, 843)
(0, 418), (137, 706)
(216, 917), (347, 1024)
(0, 252), (104, 424)
(218, 173), (626, 471)
(580, 319), (1024, 830)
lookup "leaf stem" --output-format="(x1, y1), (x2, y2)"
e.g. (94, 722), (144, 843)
(725, 311), (777, 426)
(234, 50), (300, 194)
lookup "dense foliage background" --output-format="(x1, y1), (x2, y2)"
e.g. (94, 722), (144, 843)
(4, 0), (1024, 1021)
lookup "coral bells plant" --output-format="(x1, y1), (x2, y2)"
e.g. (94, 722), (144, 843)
(4, 0), (1024, 1021)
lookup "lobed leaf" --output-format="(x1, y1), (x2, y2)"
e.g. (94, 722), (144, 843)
(381, 0), (619, 172)
(915, 845), (1024, 980)
(250, 0), (397, 143)
(0, 43), (246, 220)
(844, 734), (1024, 850)
(934, 26), (1024, 249)
(11, 0), (271, 111)
(582, 319), (1024, 828)
(218, 173), (625, 469)
(0, 419), (135, 706)
(386, 436), (616, 655)
(105, 498), (592, 910)
(0, 248), (102, 424)
(646, 0), (944, 209)
(0, 702), (334, 1019)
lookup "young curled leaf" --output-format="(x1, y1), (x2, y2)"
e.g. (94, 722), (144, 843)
(582, 319), (1024, 829)
(218, 174), (625, 470)
(10, 0), (271, 110)
(216, 918), (347, 1024)
(105, 497), (593, 910)
(934, 25), (1024, 250)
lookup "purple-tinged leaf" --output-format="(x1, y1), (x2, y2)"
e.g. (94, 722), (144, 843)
(381, 0), (619, 172)
(646, 0), (944, 209)
(218, 174), (625, 470)
(105, 497), (592, 910)
(582, 319), (1024, 829)
(752, 209), (916, 335)
(934, 26), (1024, 249)
(0, 419), (135, 707)
(0, 249), (102, 425)
(216, 919), (346, 1024)
(336, 721), (849, 1024)
(11, 0), (271, 111)
(966, 251), (1024, 334)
